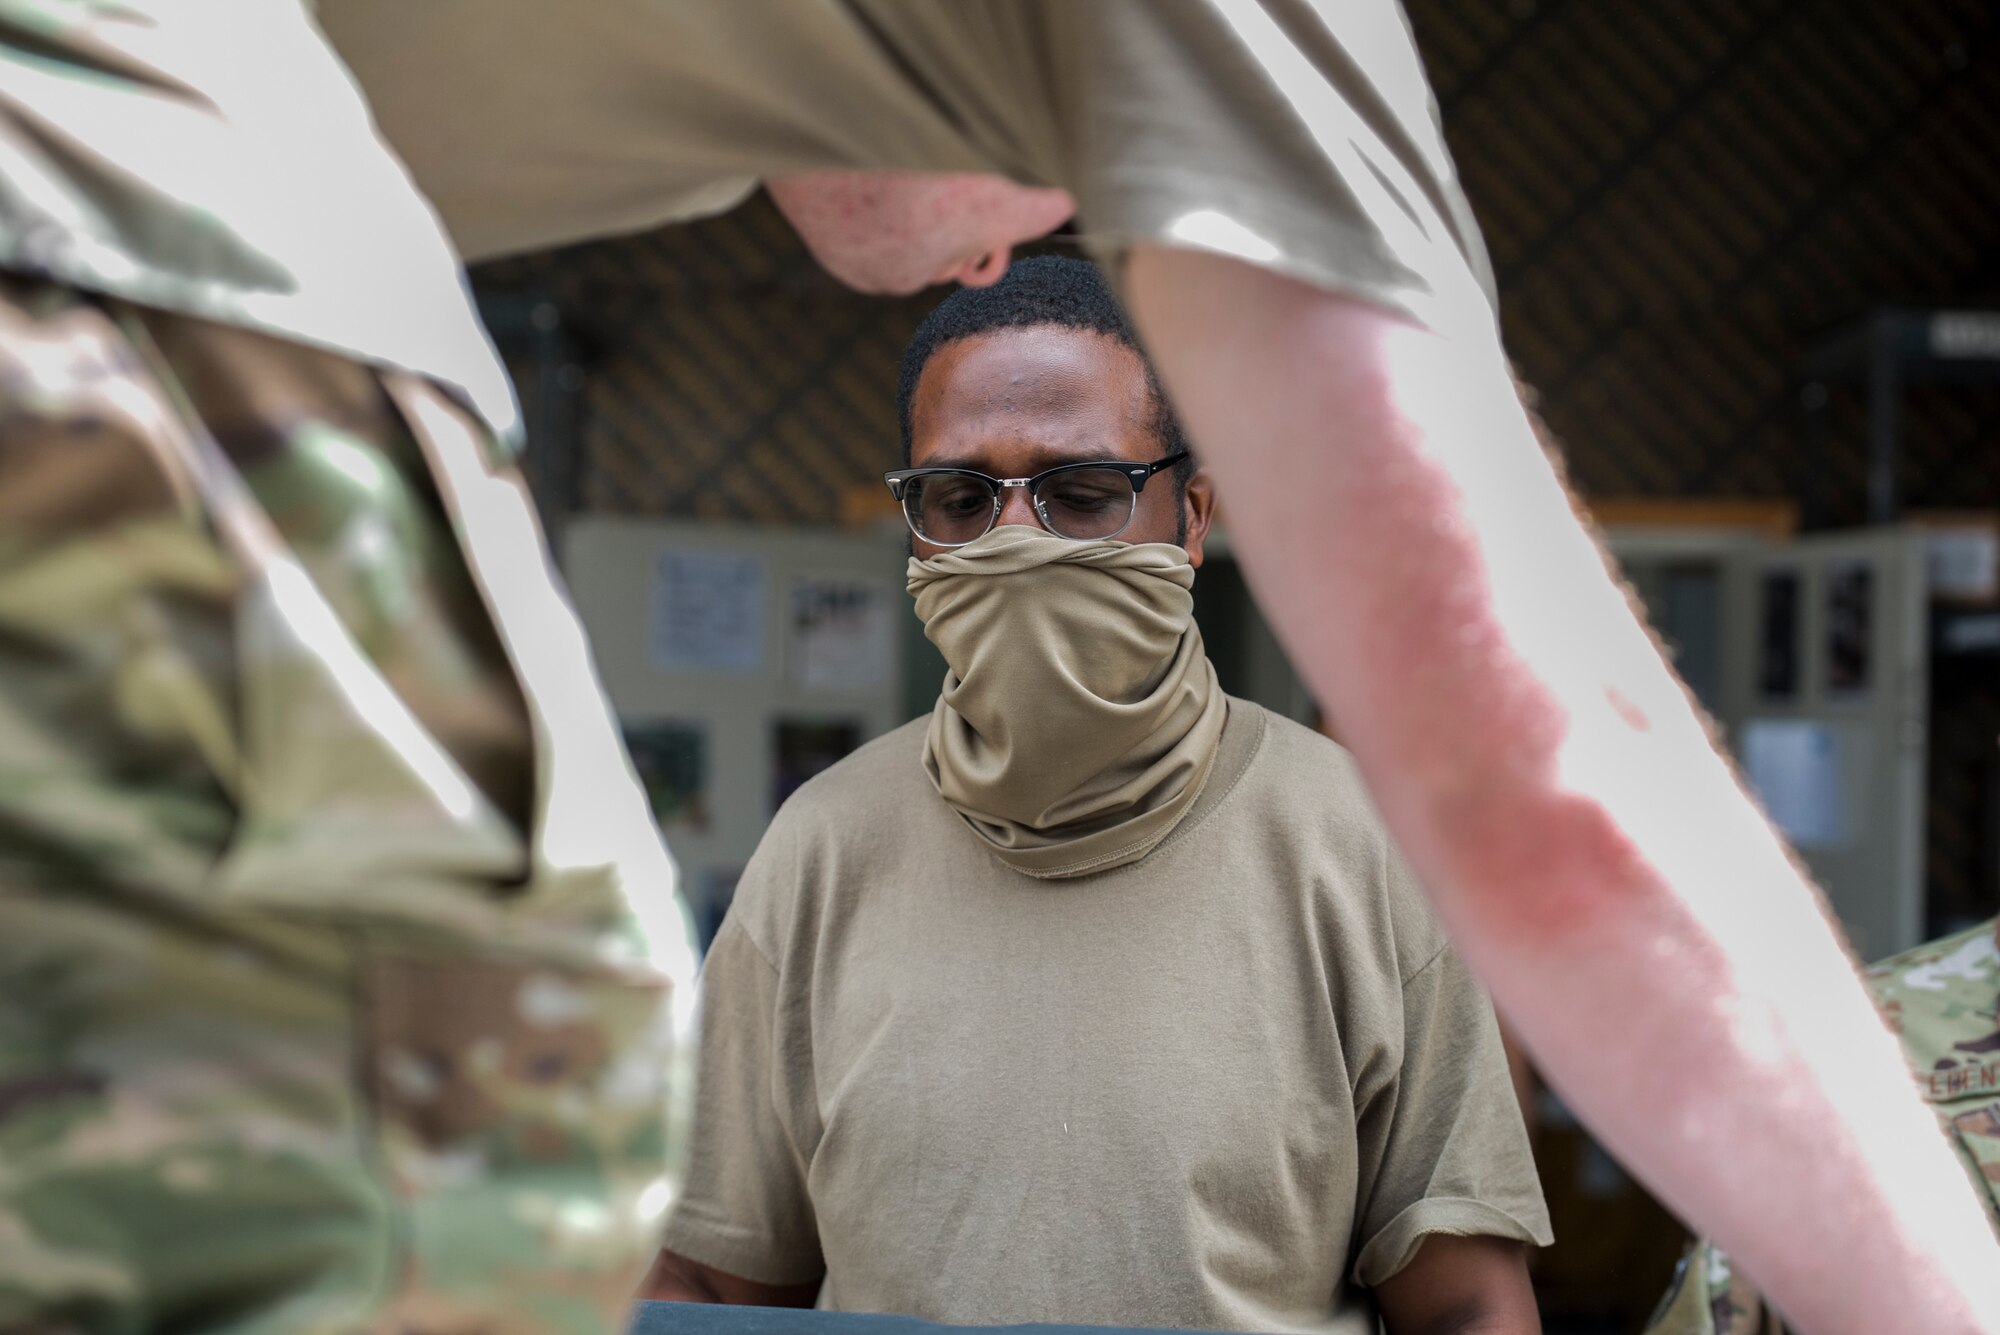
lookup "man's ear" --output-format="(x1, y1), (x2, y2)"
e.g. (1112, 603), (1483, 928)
(1182, 470), (1217, 568)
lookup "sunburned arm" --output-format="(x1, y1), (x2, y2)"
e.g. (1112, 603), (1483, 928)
(638, 1249), (821, 1307)
(1373, 1236), (1538, 1335)
(1124, 244), (2000, 1335)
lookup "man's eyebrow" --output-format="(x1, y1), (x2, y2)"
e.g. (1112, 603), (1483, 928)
(920, 445), (1126, 471)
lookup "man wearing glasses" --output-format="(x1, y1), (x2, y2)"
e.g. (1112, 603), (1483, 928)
(645, 258), (1550, 1334)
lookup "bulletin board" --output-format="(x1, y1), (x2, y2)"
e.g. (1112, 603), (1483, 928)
(565, 517), (913, 947)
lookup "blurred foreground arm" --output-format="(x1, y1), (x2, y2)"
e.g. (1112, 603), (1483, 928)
(1125, 243), (2000, 1335)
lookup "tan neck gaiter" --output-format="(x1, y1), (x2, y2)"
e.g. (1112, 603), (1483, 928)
(907, 526), (1227, 879)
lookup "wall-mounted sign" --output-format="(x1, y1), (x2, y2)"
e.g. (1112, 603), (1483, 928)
(1743, 720), (1852, 850)
(650, 548), (767, 676)
(1929, 311), (2000, 360)
(788, 576), (896, 692)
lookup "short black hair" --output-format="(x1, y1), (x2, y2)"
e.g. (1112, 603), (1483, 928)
(896, 255), (1193, 488)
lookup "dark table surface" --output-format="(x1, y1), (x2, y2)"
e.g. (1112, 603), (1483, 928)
(631, 1304), (1226, 1335)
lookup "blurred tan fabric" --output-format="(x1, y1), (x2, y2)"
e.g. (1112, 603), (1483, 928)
(4, 0), (1491, 431)
(320, 0), (1495, 328)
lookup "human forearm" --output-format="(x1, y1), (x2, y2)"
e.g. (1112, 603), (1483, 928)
(1373, 1235), (1540, 1335)
(640, 1249), (731, 1302)
(637, 1249), (820, 1307)
(1126, 243), (2000, 1334)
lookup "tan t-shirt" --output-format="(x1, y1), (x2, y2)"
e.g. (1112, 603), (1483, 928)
(1, 1), (1496, 441)
(665, 702), (1549, 1332)
(321, 0), (1494, 331)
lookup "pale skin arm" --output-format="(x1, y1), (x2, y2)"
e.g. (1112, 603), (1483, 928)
(1125, 244), (2000, 1335)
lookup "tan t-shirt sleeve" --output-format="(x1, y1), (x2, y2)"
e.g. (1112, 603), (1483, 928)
(659, 916), (825, 1287)
(1044, 0), (1498, 334)
(1348, 864), (1553, 1287)
(329, 0), (1493, 331)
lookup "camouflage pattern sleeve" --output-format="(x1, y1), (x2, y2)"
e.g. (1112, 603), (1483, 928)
(1645, 917), (2000, 1335)
(0, 277), (695, 1335)
(1864, 919), (2000, 1232)
(1644, 1241), (1787, 1335)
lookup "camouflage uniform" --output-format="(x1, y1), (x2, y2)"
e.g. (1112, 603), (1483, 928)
(1645, 919), (2000, 1335)
(0, 6), (696, 1334)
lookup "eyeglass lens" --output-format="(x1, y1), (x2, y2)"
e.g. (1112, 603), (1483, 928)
(903, 468), (1138, 545)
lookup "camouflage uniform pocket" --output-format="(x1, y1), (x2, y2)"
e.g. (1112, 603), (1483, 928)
(0, 891), (392, 1335)
(361, 955), (679, 1335)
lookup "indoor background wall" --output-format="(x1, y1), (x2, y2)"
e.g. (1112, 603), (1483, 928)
(1415, 0), (1999, 513)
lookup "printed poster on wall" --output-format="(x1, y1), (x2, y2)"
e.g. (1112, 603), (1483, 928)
(1742, 719), (1851, 849)
(622, 720), (710, 832)
(650, 548), (767, 676)
(788, 575), (896, 692)
(772, 718), (865, 811)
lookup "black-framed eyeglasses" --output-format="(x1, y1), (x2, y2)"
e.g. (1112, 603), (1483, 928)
(884, 452), (1190, 547)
